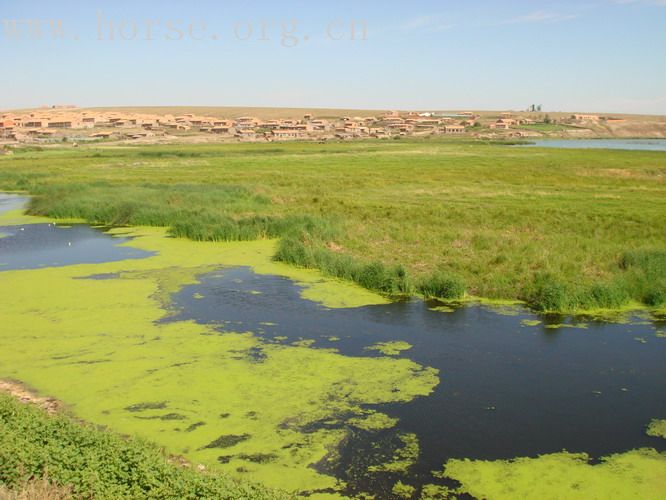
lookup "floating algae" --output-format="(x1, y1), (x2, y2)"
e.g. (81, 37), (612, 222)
(647, 419), (666, 439)
(368, 433), (419, 473)
(364, 341), (413, 356)
(0, 223), (439, 494)
(443, 448), (666, 500)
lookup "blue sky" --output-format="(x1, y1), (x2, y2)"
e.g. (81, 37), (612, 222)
(2, 0), (666, 113)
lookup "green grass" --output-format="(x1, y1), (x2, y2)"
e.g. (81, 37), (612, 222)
(0, 139), (665, 313)
(0, 393), (286, 499)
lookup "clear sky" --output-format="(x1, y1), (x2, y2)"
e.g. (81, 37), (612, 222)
(2, 0), (666, 114)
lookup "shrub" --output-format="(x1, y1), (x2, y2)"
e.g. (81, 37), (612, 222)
(644, 285), (666, 307)
(583, 282), (630, 309)
(417, 273), (466, 300)
(527, 274), (572, 312)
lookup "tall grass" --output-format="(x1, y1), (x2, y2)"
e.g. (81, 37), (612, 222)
(273, 225), (411, 295)
(525, 250), (666, 312)
(620, 250), (666, 307)
(416, 273), (466, 300)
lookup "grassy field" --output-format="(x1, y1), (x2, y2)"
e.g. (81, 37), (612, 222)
(0, 393), (285, 499)
(0, 138), (664, 313)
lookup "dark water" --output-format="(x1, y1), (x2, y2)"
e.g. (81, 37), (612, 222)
(0, 195), (154, 271)
(519, 139), (666, 151)
(169, 268), (666, 496)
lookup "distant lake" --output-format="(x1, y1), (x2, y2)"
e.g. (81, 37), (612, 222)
(519, 139), (666, 151)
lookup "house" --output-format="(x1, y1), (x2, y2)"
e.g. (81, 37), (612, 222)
(490, 119), (515, 130)
(235, 129), (256, 140)
(344, 124), (369, 136)
(369, 128), (389, 138)
(23, 119), (48, 128)
(573, 114), (600, 122)
(30, 129), (57, 137)
(210, 126), (233, 134)
(384, 117), (405, 127)
(271, 129), (305, 140)
(236, 117), (259, 129)
(278, 122), (312, 132)
(310, 119), (331, 131)
(387, 124), (414, 134)
(47, 119), (78, 129)
(445, 124), (466, 134)
(418, 118), (441, 127)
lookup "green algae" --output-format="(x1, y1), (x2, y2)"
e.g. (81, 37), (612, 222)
(291, 339), (316, 348)
(444, 448), (666, 500)
(647, 419), (666, 439)
(520, 319), (542, 327)
(428, 306), (455, 313)
(544, 323), (589, 330)
(364, 341), (413, 356)
(368, 433), (419, 473)
(420, 484), (457, 499)
(347, 412), (398, 432)
(0, 221), (439, 494)
(391, 481), (416, 498)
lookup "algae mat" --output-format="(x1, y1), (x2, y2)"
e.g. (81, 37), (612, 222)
(0, 223), (438, 495)
(443, 448), (666, 500)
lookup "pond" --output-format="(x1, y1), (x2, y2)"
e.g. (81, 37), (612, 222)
(1, 195), (665, 498)
(170, 267), (666, 496)
(518, 139), (666, 151)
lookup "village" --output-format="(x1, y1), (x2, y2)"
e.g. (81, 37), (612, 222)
(0, 106), (639, 146)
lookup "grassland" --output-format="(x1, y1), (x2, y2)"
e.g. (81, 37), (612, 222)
(0, 138), (664, 313)
(0, 392), (285, 499)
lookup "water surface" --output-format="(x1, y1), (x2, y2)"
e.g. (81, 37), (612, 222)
(0, 194), (154, 270)
(171, 267), (666, 495)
